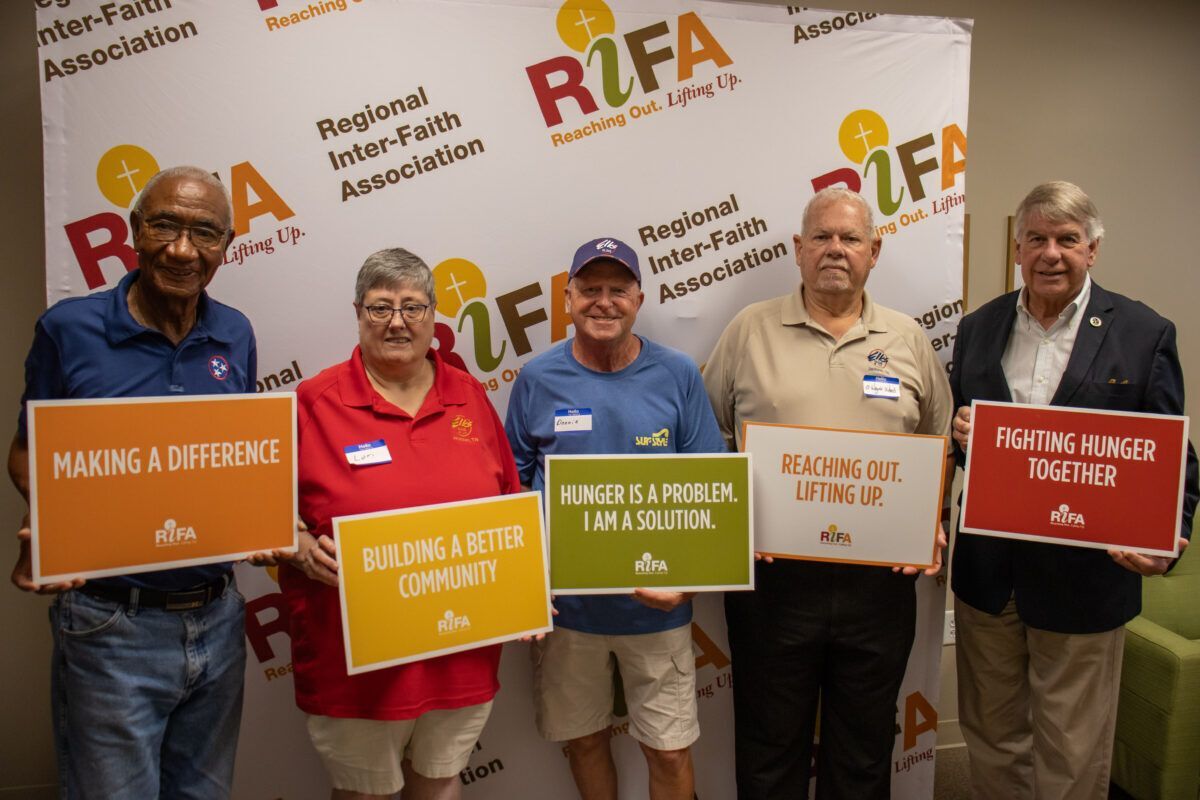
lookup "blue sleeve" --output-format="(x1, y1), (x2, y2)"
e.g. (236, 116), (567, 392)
(504, 372), (538, 488)
(17, 320), (67, 441)
(245, 327), (258, 394)
(679, 362), (727, 454)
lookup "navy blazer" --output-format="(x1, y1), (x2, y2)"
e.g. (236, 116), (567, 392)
(950, 281), (1199, 633)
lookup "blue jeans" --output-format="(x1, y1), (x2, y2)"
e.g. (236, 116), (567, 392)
(50, 580), (246, 800)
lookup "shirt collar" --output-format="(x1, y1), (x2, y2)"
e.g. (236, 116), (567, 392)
(104, 269), (231, 346)
(339, 346), (465, 412)
(1015, 273), (1092, 325)
(782, 286), (888, 333)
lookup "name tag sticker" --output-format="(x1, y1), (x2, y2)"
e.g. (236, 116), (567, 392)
(554, 408), (593, 433)
(863, 375), (901, 399)
(344, 439), (392, 466)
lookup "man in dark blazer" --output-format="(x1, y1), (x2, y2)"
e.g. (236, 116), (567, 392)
(949, 181), (1199, 800)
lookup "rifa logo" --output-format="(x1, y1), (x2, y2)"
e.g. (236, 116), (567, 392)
(64, 144), (296, 289)
(810, 109), (966, 221)
(525, 0), (733, 127)
(1049, 503), (1085, 528)
(437, 609), (472, 635)
(634, 427), (670, 447)
(154, 518), (197, 547)
(429, 257), (572, 392)
(893, 690), (939, 770)
(819, 523), (852, 546)
(634, 551), (669, 575)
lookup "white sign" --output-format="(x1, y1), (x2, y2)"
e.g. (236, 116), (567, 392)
(743, 422), (949, 567)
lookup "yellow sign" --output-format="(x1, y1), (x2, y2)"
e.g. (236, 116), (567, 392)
(29, 394), (297, 582)
(335, 492), (552, 674)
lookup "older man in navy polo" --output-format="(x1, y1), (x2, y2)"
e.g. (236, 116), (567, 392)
(9, 166), (264, 800)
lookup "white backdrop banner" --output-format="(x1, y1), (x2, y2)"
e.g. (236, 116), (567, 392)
(37, 1), (971, 797)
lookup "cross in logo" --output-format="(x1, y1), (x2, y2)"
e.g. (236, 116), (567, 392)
(573, 8), (599, 38)
(115, 159), (143, 196)
(854, 121), (876, 152)
(445, 271), (469, 306)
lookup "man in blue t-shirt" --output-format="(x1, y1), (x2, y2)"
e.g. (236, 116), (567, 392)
(9, 166), (280, 800)
(506, 237), (725, 800)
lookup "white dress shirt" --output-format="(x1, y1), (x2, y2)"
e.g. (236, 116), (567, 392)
(1001, 274), (1092, 405)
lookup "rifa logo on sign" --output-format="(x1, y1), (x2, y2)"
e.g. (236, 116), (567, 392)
(154, 518), (197, 547)
(1049, 503), (1086, 528)
(437, 609), (472, 635)
(819, 524), (853, 546)
(634, 552), (668, 575)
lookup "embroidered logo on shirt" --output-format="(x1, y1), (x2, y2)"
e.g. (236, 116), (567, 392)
(634, 552), (669, 575)
(633, 427), (670, 447)
(154, 518), (198, 548)
(208, 355), (230, 381)
(451, 414), (479, 442)
(867, 349), (889, 369)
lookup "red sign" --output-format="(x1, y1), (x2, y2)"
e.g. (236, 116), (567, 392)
(960, 401), (1189, 556)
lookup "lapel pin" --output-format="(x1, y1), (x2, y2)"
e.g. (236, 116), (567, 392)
(1089, 316), (1102, 327)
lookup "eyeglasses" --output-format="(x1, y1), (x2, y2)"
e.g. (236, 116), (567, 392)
(361, 303), (432, 324)
(141, 218), (228, 250)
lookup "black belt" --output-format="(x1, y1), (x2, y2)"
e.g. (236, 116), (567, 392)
(80, 575), (230, 611)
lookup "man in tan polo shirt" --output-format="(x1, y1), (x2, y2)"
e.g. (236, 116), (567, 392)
(703, 187), (952, 799)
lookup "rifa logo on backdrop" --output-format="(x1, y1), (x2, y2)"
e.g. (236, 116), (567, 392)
(62, 144), (299, 289)
(811, 109), (967, 236)
(525, 0), (734, 129)
(428, 258), (573, 392)
(893, 691), (939, 774)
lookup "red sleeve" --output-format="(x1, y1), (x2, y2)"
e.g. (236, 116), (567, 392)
(483, 393), (521, 495)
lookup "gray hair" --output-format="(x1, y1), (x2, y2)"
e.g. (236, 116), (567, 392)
(1015, 181), (1104, 242)
(802, 187), (877, 240)
(354, 248), (437, 306)
(131, 166), (233, 227)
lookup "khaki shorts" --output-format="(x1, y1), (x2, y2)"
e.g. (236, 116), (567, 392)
(306, 701), (493, 795)
(532, 624), (698, 751)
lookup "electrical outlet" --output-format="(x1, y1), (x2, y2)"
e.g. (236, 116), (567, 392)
(943, 610), (956, 644)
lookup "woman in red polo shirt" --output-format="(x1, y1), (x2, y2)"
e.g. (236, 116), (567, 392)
(280, 247), (520, 800)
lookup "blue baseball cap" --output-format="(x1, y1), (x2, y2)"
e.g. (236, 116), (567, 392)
(569, 237), (641, 285)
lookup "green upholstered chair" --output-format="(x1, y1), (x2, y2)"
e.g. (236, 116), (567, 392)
(1112, 544), (1200, 799)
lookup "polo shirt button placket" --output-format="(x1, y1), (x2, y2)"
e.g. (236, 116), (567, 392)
(170, 351), (185, 393)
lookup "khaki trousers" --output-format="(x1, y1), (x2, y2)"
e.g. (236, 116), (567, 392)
(955, 596), (1124, 800)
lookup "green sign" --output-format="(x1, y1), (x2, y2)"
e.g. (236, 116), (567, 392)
(545, 454), (753, 592)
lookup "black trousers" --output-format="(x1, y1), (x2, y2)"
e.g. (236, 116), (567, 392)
(725, 559), (917, 800)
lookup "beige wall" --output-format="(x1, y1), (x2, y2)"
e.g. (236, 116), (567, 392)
(2, 1), (1197, 791)
(0, 5), (55, 797)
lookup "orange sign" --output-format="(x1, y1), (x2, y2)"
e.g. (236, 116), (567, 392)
(29, 394), (297, 582)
